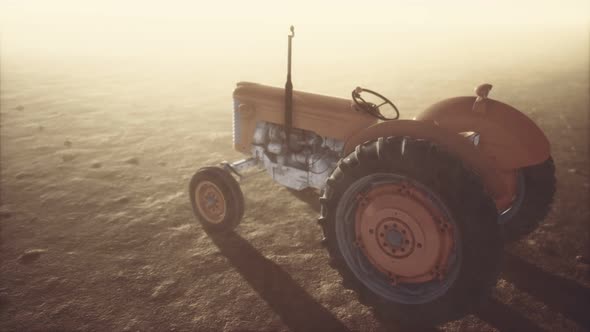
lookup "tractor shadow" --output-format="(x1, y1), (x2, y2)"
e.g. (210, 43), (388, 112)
(476, 298), (546, 332)
(476, 252), (590, 331)
(213, 189), (590, 331)
(287, 188), (321, 212)
(491, 252), (590, 330)
(288, 190), (590, 330)
(208, 231), (352, 332)
(208, 231), (442, 332)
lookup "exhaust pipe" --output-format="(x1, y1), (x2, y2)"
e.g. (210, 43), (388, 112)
(285, 25), (295, 151)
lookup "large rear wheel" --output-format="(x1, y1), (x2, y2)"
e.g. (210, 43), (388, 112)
(498, 157), (556, 242)
(319, 137), (502, 327)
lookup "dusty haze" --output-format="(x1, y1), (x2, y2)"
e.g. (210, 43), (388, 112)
(2, 0), (589, 98)
(1, 1), (589, 331)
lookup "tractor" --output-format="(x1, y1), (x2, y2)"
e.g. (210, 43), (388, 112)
(188, 26), (555, 327)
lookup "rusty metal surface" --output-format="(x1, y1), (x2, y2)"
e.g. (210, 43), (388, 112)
(195, 180), (226, 224)
(416, 96), (551, 169)
(354, 183), (454, 284)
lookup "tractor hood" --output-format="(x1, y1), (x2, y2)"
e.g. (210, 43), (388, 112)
(232, 82), (377, 149)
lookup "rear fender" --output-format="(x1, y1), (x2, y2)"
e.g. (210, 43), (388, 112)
(415, 96), (550, 170)
(343, 120), (514, 210)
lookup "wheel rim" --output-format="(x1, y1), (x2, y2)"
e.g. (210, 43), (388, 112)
(335, 173), (461, 304)
(194, 180), (226, 224)
(498, 171), (525, 224)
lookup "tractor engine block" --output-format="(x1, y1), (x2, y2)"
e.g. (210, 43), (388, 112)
(250, 121), (344, 190)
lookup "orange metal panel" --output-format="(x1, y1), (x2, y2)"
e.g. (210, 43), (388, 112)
(232, 82), (377, 153)
(415, 96), (550, 170)
(342, 120), (512, 209)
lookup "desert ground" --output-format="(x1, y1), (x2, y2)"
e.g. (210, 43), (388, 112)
(1, 47), (588, 332)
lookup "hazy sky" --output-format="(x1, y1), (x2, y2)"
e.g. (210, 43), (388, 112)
(2, 0), (589, 25)
(1, 1), (588, 110)
(2, 0), (588, 54)
(1, 0), (588, 80)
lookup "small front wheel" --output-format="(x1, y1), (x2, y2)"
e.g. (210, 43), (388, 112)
(189, 166), (244, 232)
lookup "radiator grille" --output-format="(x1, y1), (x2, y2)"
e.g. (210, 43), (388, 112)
(232, 99), (240, 148)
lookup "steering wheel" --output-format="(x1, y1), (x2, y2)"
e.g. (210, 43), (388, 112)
(352, 87), (400, 120)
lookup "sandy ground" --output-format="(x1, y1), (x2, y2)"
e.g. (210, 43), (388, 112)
(1, 57), (589, 332)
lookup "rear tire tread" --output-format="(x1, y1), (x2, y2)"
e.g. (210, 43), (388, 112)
(319, 136), (502, 327)
(504, 158), (556, 242)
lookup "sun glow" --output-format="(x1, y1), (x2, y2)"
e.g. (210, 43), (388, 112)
(2, 0), (588, 56)
(1, 0), (588, 96)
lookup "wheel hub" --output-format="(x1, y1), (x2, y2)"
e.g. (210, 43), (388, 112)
(385, 228), (404, 248)
(355, 183), (455, 284)
(195, 181), (226, 224)
(376, 220), (414, 258)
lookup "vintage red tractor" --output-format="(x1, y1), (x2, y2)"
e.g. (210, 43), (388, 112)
(189, 26), (555, 327)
